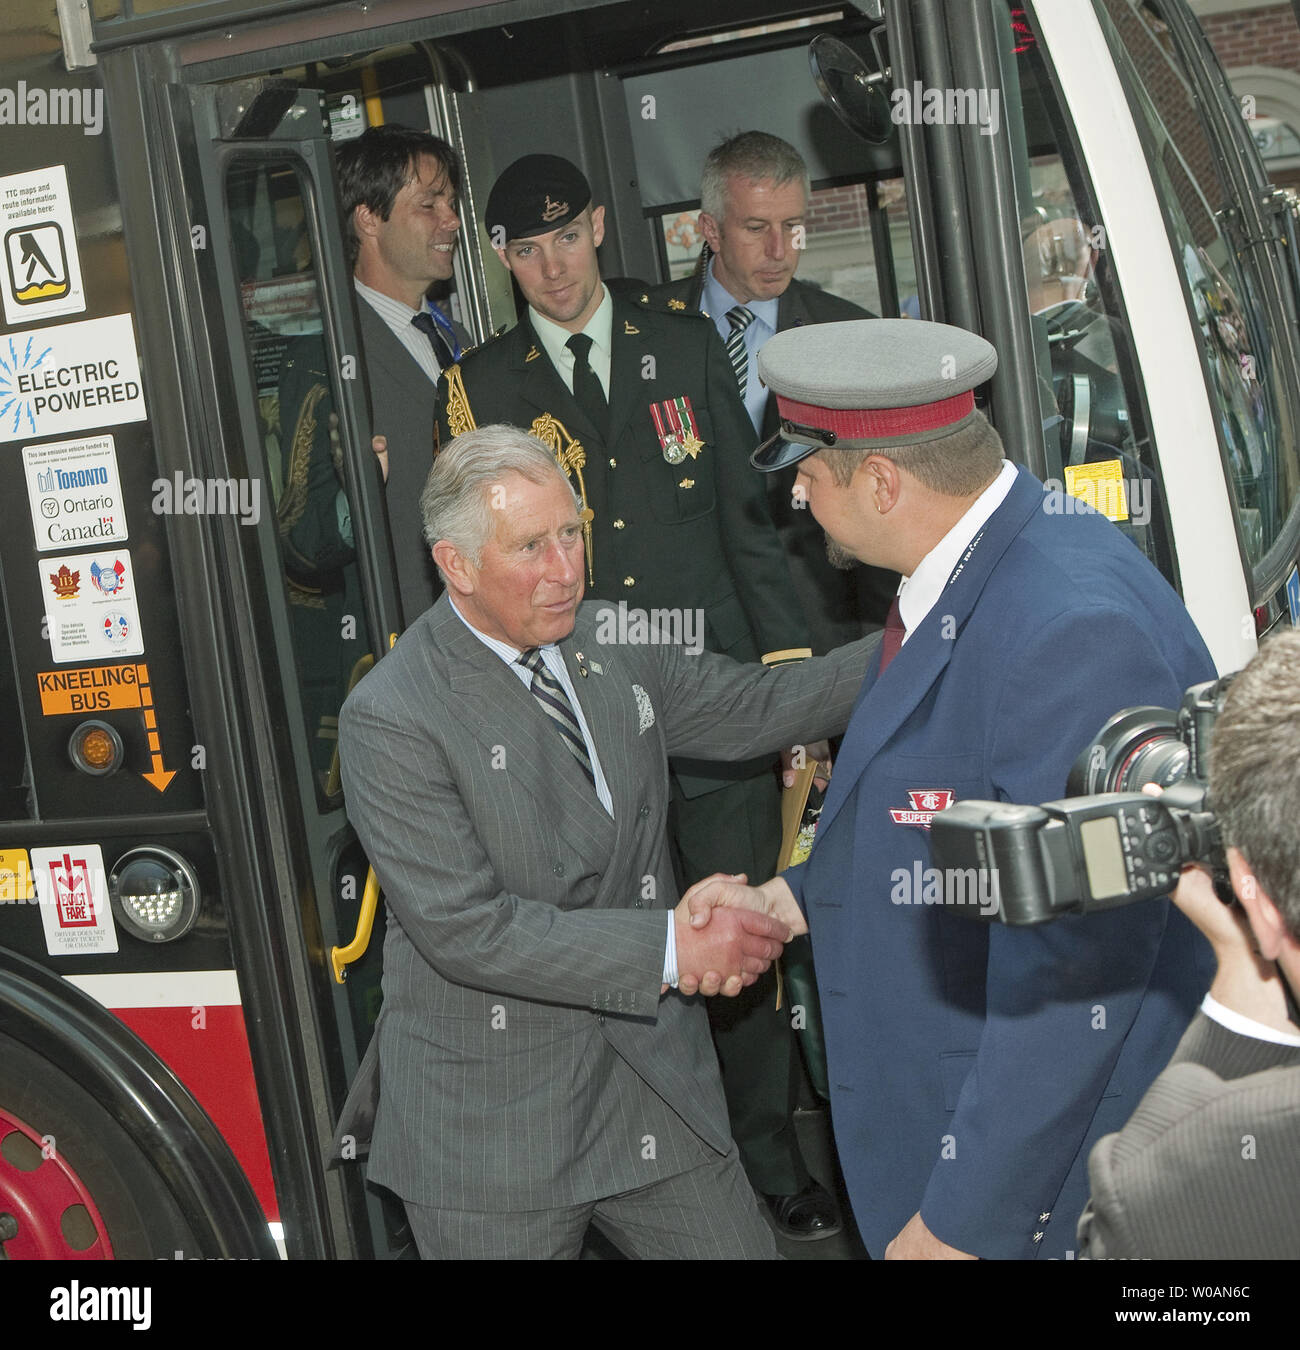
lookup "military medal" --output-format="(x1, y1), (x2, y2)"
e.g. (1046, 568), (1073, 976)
(650, 396), (705, 464)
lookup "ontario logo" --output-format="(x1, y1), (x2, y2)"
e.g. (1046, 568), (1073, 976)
(889, 789), (955, 828)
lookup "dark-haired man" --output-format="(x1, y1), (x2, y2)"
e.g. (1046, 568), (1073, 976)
(337, 123), (468, 620)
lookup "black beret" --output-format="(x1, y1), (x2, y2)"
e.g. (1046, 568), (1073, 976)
(484, 154), (592, 243)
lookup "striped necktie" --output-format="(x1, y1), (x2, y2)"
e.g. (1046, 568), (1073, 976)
(517, 648), (596, 790)
(725, 305), (756, 398)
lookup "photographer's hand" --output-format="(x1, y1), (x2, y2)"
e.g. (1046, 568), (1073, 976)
(1170, 862), (1297, 1036)
(1143, 784), (1295, 1034)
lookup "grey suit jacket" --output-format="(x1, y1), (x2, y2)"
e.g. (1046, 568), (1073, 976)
(337, 596), (875, 1210)
(354, 297), (468, 625)
(1077, 1011), (1300, 1258)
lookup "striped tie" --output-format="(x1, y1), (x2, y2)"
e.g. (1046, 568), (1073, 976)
(725, 305), (756, 399)
(517, 648), (596, 790)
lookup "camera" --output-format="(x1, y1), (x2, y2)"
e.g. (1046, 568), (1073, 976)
(930, 676), (1235, 926)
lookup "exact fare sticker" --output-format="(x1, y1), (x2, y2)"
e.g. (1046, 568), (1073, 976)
(1064, 460), (1128, 522)
(40, 547), (144, 663)
(31, 844), (118, 955)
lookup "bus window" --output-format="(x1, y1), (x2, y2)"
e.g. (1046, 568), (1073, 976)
(1101, 0), (1300, 581)
(226, 156), (364, 803)
(1004, 6), (1177, 582)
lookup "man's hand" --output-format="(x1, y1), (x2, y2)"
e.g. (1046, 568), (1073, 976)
(672, 897), (787, 998)
(780, 740), (832, 790)
(371, 433), (389, 483)
(682, 872), (808, 939)
(1143, 785), (1294, 1034)
(884, 1211), (976, 1260)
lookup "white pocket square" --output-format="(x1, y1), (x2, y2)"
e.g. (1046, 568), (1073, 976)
(632, 683), (655, 734)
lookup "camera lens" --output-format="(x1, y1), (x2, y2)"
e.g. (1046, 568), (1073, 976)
(1067, 707), (1189, 795)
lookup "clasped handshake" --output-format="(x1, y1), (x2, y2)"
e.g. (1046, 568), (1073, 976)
(670, 872), (811, 998)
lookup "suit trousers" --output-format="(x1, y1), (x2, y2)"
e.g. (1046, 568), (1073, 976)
(402, 1146), (778, 1259)
(669, 769), (810, 1196)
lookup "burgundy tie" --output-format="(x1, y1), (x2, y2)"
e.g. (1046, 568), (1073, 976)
(879, 596), (905, 674)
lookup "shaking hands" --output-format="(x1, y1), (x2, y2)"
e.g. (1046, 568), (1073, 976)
(667, 872), (809, 999)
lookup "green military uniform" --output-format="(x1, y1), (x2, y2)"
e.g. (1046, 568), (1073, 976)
(434, 291), (815, 1195)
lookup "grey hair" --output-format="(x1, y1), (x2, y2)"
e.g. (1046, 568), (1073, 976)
(1209, 628), (1300, 937)
(699, 131), (810, 223)
(420, 424), (577, 569)
(819, 409), (1006, 497)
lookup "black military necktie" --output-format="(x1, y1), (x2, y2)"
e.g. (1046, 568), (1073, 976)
(566, 332), (609, 440)
(412, 310), (454, 370)
(517, 648), (597, 791)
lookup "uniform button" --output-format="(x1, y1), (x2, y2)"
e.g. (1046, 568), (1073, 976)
(623, 576), (635, 587)
(1039, 1211), (1051, 1223)
(552, 862), (564, 876)
(596, 1012), (605, 1025)
(638, 804), (650, 818)
(633, 899), (643, 909)
(613, 518), (625, 529)
(1031, 1231), (1043, 1243)
(608, 457), (617, 468)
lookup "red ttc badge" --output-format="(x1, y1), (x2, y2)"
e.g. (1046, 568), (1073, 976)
(889, 789), (955, 828)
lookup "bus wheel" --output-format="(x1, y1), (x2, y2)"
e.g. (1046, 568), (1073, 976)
(0, 1032), (202, 1259)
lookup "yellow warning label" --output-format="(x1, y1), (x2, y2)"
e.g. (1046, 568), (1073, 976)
(37, 662), (143, 716)
(1064, 460), (1128, 522)
(0, 849), (34, 902)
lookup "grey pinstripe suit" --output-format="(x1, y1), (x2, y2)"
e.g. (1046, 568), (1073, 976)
(337, 595), (875, 1236)
(1077, 1011), (1300, 1258)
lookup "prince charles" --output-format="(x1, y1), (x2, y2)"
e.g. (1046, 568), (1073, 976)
(337, 425), (876, 1258)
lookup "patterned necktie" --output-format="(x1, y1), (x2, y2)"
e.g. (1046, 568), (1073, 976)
(517, 648), (596, 790)
(566, 332), (608, 440)
(412, 310), (454, 370)
(725, 305), (756, 399)
(878, 596), (906, 674)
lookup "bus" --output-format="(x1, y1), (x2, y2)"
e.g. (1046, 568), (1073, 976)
(1, 0), (1297, 1260)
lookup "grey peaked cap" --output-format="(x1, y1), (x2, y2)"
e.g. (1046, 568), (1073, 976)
(756, 319), (998, 407)
(751, 319), (999, 470)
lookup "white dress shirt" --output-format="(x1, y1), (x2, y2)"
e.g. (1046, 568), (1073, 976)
(896, 458), (1019, 641)
(529, 285), (614, 398)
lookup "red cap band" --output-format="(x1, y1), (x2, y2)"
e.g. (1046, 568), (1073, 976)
(775, 390), (975, 441)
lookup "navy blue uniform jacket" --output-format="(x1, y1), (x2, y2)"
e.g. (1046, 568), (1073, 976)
(787, 466), (1216, 1259)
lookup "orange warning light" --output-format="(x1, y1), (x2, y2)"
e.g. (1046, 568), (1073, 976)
(68, 720), (124, 777)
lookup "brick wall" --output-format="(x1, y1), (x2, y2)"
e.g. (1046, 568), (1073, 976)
(1200, 4), (1300, 74)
